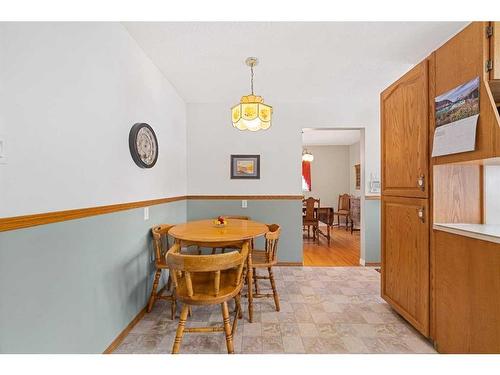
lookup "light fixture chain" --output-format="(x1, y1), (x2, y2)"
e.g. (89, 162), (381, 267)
(250, 65), (254, 95)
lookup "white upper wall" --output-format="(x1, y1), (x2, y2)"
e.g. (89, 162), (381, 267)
(187, 103), (299, 195)
(304, 146), (350, 208)
(187, 101), (379, 195)
(303, 129), (360, 146)
(0, 23), (187, 217)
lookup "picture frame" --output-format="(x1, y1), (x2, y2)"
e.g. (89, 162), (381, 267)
(370, 180), (381, 194)
(230, 154), (260, 179)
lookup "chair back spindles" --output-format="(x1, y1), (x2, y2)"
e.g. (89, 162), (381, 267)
(214, 270), (221, 296)
(148, 224), (176, 317)
(152, 224), (174, 265)
(303, 197), (320, 220)
(184, 272), (194, 297)
(167, 241), (249, 302)
(338, 193), (351, 211)
(246, 224), (282, 317)
(265, 224), (281, 263)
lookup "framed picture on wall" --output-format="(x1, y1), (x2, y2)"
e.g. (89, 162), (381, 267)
(355, 164), (361, 190)
(230, 155), (260, 179)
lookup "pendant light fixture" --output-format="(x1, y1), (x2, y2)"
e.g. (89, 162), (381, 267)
(302, 149), (314, 162)
(231, 57), (273, 131)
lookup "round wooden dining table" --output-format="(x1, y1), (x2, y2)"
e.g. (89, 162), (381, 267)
(168, 219), (269, 322)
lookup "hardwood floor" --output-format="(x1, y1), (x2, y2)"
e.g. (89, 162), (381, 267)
(303, 225), (360, 267)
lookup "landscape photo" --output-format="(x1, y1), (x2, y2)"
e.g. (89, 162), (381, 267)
(236, 160), (254, 175)
(435, 76), (479, 127)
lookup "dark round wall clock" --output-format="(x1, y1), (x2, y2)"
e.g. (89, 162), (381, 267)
(129, 123), (159, 168)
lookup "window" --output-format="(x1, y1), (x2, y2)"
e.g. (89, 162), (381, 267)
(302, 160), (311, 191)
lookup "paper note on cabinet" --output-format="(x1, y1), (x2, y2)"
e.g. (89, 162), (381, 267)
(432, 114), (479, 157)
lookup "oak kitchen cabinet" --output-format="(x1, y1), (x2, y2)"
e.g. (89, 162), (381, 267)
(381, 196), (430, 336)
(381, 21), (500, 353)
(381, 60), (429, 199)
(381, 59), (431, 338)
(434, 230), (500, 353)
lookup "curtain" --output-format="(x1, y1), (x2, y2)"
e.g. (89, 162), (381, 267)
(302, 160), (311, 191)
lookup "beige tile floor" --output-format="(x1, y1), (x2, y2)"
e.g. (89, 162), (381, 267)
(114, 267), (436, 354)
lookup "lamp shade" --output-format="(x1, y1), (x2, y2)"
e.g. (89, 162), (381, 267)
(231, 95), (272, 131)
(302, 150), (314, 162)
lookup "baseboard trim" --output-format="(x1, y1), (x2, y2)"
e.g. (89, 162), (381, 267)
(365, 262), (381, 267)
(277, 262), (303, 267)
(103, 286), (166, 354)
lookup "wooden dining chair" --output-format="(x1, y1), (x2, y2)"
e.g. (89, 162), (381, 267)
(249, 224), (281, 312)
(333, 194), (351, 230)
(303, 197), (320, 242)
(166, 241), (249, 354)
(147, 224), (176, 319)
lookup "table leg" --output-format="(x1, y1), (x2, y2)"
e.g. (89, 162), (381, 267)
(246, 241), (254, 323)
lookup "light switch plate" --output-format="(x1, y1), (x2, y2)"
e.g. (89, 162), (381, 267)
(242, 200), (247, 208)
(144, 207), (149, 220)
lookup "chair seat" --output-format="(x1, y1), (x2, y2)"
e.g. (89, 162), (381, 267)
(175, 269), (242, 305)
(303, 218), (319, 225)
(251, 249), (277, 267)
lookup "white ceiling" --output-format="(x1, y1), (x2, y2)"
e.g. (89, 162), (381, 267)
(302, 129), (360, 146)
(124, 22), (467, 106)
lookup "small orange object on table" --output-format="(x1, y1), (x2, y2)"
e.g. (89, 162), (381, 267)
(169, 219), (268, 322)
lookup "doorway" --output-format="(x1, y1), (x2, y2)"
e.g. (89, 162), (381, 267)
(301, 128), (363, 266)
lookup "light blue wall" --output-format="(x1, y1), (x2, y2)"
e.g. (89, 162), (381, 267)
(0, 200), (186, 353)
(364, 199), (381, 263)
(0, 197), (378, 353)
(187, 199), (303, 263)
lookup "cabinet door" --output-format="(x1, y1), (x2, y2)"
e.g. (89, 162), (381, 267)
(381, 196), (429, 337)
(434, 231), (500, 353)
(381, 60), (429, 198)
(492, 22), (500, 80)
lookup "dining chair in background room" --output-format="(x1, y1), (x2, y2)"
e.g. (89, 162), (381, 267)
(333, 193), (351, 230)
(166, 241), (250, 354)
(148, 224), (177, 319)
(248, 224), (282, 312)
(303, 197), (320, 242)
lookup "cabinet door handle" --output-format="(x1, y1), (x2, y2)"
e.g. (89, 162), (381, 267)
(417, 175), (425, 191)
(417, 207), (425, 223)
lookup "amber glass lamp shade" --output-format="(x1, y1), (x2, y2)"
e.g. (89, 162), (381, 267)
(231, 95), (272, 131)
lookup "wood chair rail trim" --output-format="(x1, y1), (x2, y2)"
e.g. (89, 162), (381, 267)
(0, 195), (302, 232)
(187, 195), (303, 200)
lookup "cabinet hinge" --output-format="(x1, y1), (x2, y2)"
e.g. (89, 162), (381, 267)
(486, 59), (493, 72)
(486, 25), (493, 38)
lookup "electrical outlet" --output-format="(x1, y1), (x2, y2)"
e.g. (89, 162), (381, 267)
(242, 200), (247, 208)
(144, 207), (149, 220)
